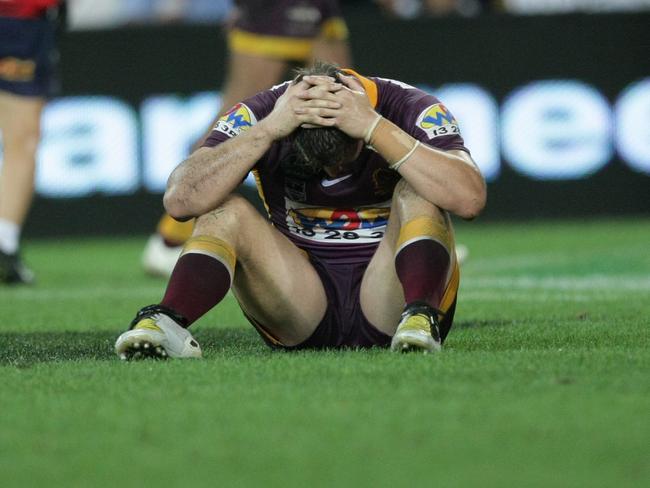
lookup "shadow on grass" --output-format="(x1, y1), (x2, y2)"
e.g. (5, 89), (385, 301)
(1, 320), (521, 367)
(453, 319), (516, 330)
(0, 328), (263, 367)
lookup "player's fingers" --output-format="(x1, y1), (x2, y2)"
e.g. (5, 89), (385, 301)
(295, 113), (337, 127)
(287, 80), (311, 96)
(337, 74), (358, 89)
(294, 107), (339, 118)
(303, 75), (336, 86)
(299, 85), (342, 100)
(301, 98), (342, 109)
(304, 81), (343, 94)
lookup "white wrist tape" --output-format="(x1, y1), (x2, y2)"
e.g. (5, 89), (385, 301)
(363, 113), (383, 144)
(390, 141), (420, 171)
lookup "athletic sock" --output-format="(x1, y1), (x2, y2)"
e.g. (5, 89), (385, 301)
(0, 218), (20, 255)
(157, 214), (195, 247)
(160, 235), (236, 326)
(394, 217), (452, 308)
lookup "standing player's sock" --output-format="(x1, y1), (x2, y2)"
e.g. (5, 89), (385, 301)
(157, 214), (195, 247)
(160, 235), (236, 325)
(394, 217), (452, 308)
(0, 218), (20, 254)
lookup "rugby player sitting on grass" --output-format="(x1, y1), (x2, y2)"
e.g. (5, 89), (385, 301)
(115, 62), (486, 359)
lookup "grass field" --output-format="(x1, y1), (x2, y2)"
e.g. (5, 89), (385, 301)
(1, 219), (648, 487)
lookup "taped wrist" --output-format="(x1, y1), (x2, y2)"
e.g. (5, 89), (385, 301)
(367, 117), (420, 171)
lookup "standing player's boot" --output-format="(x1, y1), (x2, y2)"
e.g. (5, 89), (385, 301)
(115, 305), (202, 360)
(0, 250), (35, 285)
(141, 234), (183, 278)
(391, 301), (442, 353)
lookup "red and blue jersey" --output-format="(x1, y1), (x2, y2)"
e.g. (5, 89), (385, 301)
(0, 0), (59, 18)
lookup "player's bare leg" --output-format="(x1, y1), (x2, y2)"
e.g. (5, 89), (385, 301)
(120, 194), (328, 359)
(310, 38), (351, 67)
(360, 179), (458, 352)
(0, 91), (43, 284)
(193, 194), (328, 345)
(143, 53), (289, 278)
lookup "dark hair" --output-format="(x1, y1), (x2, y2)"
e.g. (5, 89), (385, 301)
(281, 61), (359, 179)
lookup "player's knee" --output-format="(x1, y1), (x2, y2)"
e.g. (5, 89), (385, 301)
(393, 179), (443, 218)
(194, 194), (257, 237)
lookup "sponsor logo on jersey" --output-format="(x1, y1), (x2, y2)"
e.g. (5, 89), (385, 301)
(214, 103), (257, 137)
(284, 198), (391, 243)
(320, 173), (353, 188)
(416, 103), (460, 139)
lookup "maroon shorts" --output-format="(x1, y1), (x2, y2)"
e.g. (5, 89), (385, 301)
(248, 254), (391, 350)
(247, 253), (457, 350)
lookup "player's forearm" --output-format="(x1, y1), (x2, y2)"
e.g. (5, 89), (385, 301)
(164, 124), (274, 219)
(397, 147), (486, 219)
(367, 117), (486, 219)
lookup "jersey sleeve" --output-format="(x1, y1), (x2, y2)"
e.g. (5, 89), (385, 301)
(387, 84), (468, 154)
(202, 83), (287, 148)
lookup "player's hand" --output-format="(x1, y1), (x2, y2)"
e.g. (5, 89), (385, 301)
(261, 78), (340, 140)
(293, 75), (343, 128)
(329, 74), (379, 139)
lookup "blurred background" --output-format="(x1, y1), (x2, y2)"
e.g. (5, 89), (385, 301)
(3, 0), (649, 238)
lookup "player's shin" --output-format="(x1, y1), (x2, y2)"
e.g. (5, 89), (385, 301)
(160, 235), (236, 325)
(395, 216), (451, 307)
(391, 216), (453, 352)
(115, 235), (237, 360)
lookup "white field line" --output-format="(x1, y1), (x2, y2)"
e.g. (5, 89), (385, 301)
(462, 274), (650, 291)
(460, 290), (619, 302)
(0, 275), (647, 304)
(467, 253), (649, 273)
(0, 285), (166, 302)
(466, 253), (576, 272)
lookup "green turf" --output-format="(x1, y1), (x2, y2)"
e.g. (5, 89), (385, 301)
(1, 219), (648, 487)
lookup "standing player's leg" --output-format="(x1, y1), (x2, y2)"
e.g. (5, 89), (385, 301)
(142, 51), (289, 278)
(0, 91), (44, 284)
(360, 179), (459, 352)
(310, 37), (351, 67)
(118, 194), (328, 359)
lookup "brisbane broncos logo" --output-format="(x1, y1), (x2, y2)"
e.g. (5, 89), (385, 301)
(416, 103), (460, 139)
(214, 103), (258, 137)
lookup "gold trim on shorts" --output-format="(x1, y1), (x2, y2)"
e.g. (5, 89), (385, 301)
(228, 28), (314, 61)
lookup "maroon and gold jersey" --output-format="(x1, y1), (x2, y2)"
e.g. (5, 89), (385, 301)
(204, 71), (468, 261)
(229, 0), (348, 61)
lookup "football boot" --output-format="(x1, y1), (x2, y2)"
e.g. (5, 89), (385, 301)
(0, 250), (35, 285)
(115, 304), (202, 360)
(391, 301), (442, 353)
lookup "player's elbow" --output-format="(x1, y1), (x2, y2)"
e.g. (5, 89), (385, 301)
(163, 186), (194, 222)
(456, 184), (487, 220)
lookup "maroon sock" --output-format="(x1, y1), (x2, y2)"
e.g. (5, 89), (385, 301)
(395, 239), (450, 308)
(161, 253), (232, 326)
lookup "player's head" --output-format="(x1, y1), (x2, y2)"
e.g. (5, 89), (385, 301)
(283, 61), (360, 179)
